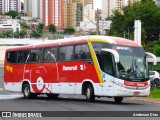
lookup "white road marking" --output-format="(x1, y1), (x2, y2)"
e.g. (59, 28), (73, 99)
(0, 94), (23, 100)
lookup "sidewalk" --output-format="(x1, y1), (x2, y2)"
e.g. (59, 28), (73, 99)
(127, 97), (160, 105)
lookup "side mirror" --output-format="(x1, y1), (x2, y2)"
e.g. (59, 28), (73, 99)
(101, 48), (120, 63)
(145, 52), (157, 65)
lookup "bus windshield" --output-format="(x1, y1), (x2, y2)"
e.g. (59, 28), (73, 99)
(115, 46), (148, 81)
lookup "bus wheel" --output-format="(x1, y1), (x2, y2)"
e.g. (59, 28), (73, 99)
(114, 97), (123, 103)
(85, 84), (95, 102)
(22, 83), (36, 99)
(47, 94), (59, 98)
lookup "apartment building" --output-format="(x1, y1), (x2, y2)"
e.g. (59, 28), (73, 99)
(1, 0), (21, 13)
(0, 0), (2, 14)
(42, 0), (64, 30)
(102, 0), (125, 20)
(64, 0), (84, 30)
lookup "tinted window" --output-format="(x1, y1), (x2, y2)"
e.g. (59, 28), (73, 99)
(74, 44), (91, 60)
(17, 50), (30, 63)
(7, 51), (17, 63)
(29, 49), (42, 62)
(44, 47), (57, 62)
(92, 42), (110, 63)
(102, 53), (113, 75)
(58, 46), (73, 61)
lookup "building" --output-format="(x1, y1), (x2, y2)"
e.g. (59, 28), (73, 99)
(84, 0), (93, 8)
(32, 0), (42, 19)
(128, 0), (140, 4)
(64, 0), (84, 30)
(83, 3), (95, 23)
(42, 0), (64, 30)
(0, 16), (20, 32)
(24, 0), (32, 16)
(24, 0), (42, 19)
(1, 0), (21, 14)
(102, 0), (125, 20)
(0, 0), (2, 14)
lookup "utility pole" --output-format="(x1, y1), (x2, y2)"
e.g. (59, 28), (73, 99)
(95, 8), (101, 35)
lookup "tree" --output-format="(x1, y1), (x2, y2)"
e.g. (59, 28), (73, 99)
(20, 22), (29, 30)
(109, 0), (160, 42)
(37, 23), (44, 30)
(5, 10), (18, 19)
(30, 29), (43, 39)
(64, 28), (75, 35)
(13, 30), (27, 38)
(0, 31), (13, 38)
(48, 24), (56, 34)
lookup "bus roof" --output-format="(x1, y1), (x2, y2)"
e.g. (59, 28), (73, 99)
(6, 36), (141, 51)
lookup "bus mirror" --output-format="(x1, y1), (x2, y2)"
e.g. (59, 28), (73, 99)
(101, 49), (120, 63)
(145, 52), (157, 65)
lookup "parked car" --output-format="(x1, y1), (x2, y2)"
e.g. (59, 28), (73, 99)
(149, 71), (160, 90)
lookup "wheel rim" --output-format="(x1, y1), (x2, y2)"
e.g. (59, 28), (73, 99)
(24, 86), (30, 96)
(86, 88), (91, 99)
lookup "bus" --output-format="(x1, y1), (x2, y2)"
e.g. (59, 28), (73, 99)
(4, 36), (150, 103)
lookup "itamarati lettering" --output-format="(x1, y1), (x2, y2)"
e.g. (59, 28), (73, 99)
(63, 66), (78, 71)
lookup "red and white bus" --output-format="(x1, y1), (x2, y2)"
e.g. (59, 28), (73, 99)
(4, 36), (150, 103)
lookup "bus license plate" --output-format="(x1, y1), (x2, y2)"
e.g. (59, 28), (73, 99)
(134, 91), (140, 95)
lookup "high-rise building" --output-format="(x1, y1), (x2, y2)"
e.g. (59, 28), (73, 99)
(2, 0), (21, 13)
(102, 0), (125, 20)
(64, 0), (84, 30)
(84, 0), (93, 8)
(42, 0), (64, 30)
(24, 0), (42, 19)
(128, 0), (140, 4)
(32, 0), (42, 19)
(24, 0), (32, 14)
(0, 0), (3, 14)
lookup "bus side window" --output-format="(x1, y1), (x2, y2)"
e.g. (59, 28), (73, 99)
(17, 51), (24, 63)
(58, 46), (73, 61)
(7, 51), (17, 63)
(74, 44), (91, 60)
(30, 49), (42, 62)
(44, 47), (57, 62)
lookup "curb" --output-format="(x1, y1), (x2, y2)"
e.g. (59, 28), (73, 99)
(127, 97), (160, 105)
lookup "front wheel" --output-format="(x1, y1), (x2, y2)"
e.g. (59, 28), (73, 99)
(22, 84), (37, 99)
(114, 97), (123, 103)
(85, 84), (95, 102)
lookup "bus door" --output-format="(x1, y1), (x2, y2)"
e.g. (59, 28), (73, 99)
(100, 52), (115, 96)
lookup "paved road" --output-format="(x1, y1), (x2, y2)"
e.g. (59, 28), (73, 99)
(0, 77), (160, 120)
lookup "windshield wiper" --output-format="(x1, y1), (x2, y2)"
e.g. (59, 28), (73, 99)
(128, 58), (144, 79)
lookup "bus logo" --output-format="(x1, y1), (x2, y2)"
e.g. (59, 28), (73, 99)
(80, 65), (86, 71)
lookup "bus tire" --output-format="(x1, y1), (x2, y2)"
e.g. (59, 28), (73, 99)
(85, 84), (95, 102)
(114, 97), (123, 103)
(22, 83), (36, 99)
(47, 94), (59, 98)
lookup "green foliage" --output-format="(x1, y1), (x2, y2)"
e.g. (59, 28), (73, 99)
(0, 31), (13, 38)
(5, 10), (18, 19)
(13, 30), (27, 38)
(64, 28), (75, 35)
(20, 22), (29, 30)
(149, 88), (160, 98)
(37, 23), (44, 30)
(30, 29), (43, 39)
(153, 45), (160, 56)
(109, 0), (160, 41)
(48, 24), (56, 34)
